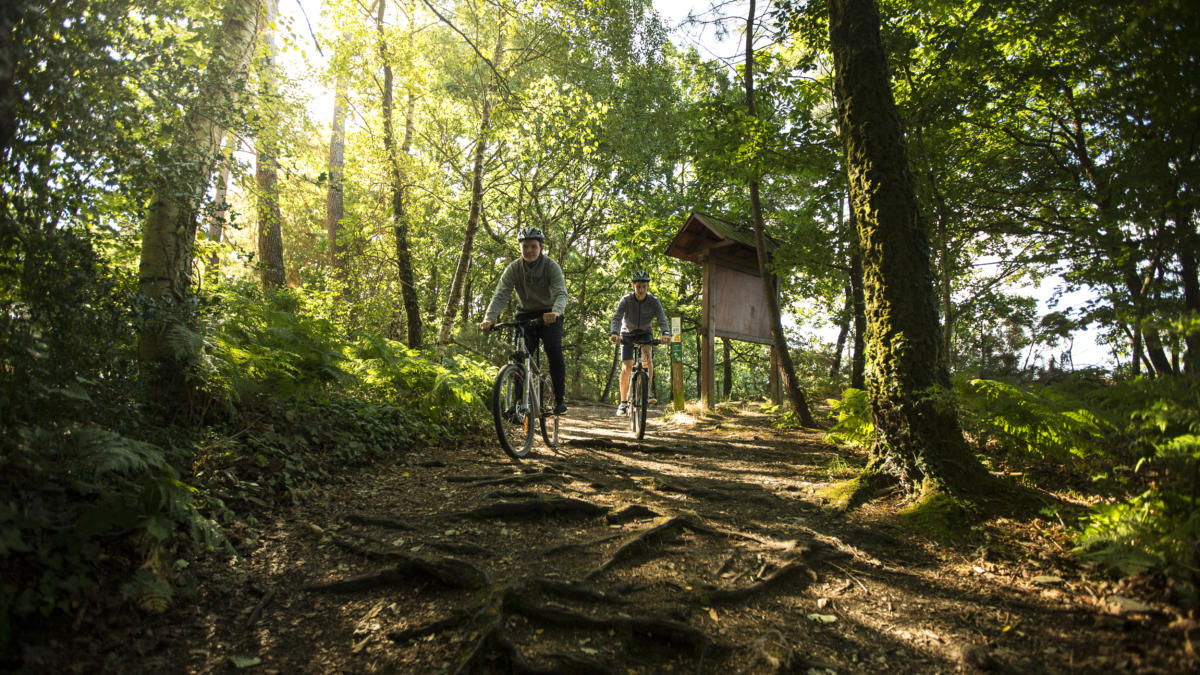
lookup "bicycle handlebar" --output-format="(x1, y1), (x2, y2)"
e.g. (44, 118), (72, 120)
(618, 334), (666, 346)
(488, 317), (545, 332)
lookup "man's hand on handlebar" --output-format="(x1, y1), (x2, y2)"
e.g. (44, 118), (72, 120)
(542, 311), (559, 324)
(479, 319), (493, 332)
(609, 333), (620, 345)
(660, 335), (670, 344)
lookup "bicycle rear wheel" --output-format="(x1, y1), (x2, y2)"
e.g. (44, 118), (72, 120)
(628, 370), (646, 437)
(493, 364), (534, 459)
(538, 372), (558, 448)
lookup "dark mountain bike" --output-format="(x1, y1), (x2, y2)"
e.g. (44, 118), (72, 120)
(487, 318), (559, 459)
(621, 334), (661, 440)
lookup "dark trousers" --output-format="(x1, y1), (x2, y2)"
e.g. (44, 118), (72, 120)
(516, 310), (565, 401)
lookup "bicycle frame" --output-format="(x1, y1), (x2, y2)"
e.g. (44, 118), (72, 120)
(620, 334), (660, 439)
(489, 318), (558, 458)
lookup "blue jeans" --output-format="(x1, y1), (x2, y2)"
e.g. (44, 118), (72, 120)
(516, 310), (565, 402)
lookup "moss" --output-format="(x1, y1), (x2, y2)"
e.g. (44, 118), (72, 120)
(897, 486), (974, 545)
(820, 466), (890, 511)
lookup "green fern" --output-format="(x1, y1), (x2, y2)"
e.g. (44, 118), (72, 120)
(955, 378), (1113, 461)
(823, 388), (873, 449)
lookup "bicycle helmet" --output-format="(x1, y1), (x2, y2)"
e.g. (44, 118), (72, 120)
(631, 270), (651, 282)
(517, 226), (545, 242)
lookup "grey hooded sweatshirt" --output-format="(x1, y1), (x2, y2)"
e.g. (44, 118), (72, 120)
(484, 254), (568, 320)
(610, 292), (669, 335)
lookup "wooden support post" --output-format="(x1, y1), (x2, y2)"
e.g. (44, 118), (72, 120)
(700, 255), (715, 411)
(670, 317), (684, 411)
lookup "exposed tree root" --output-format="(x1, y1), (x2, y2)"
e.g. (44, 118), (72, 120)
(586, 516), (715, 581)
(387, 608), (475, 644)
(451, 497), (609, 521)
(527, 577), (628, 605)
(501, 584), (720, 652)
(345, 514), (415, 531)
(306, 547), (490, 592)
(703, 559), (817, 604)
(605, 504), (660, 525)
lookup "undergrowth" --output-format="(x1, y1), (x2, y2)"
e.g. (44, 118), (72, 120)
(820, 374), (1200, 587)
(0, 263), (491, 656)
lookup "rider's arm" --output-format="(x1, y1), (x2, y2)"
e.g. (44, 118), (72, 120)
(548, 258), (568, 316)
(653, 296), (670, 336)
(483, 261), (519, 322)
(610, 295), (628, 335)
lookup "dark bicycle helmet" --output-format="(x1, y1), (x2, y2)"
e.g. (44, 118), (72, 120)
(631, 270), (651, 282)
(518, 226), (546, 242)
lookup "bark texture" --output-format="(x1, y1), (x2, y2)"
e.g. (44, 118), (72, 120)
(829, 0), (987, 496)
(138, 0), (261, 371)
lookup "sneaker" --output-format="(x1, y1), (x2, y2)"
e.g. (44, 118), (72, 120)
(616, 401), (628, 416)
(648, 396), (657, 405)
(553, 399), (567, 415)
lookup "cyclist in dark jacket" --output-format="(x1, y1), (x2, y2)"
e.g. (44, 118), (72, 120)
(609, 270), (670, 415)
(479, 227), (569, 414)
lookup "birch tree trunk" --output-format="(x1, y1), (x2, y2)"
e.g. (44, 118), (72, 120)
(138, 0), (260, 383)
(829, 0), (989, 499)
(326, 68), (347, 274)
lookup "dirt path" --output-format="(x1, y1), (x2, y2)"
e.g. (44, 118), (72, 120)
(27, 402), (1193, 673)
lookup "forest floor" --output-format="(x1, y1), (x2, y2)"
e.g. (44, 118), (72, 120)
(17, 402), (1198, 674)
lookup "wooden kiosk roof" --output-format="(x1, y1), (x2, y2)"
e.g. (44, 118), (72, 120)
(665, 212), (776, 271)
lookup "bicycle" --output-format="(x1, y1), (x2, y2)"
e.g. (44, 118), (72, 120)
(620, 334), (662, 440)
(487, 318), (559, 459)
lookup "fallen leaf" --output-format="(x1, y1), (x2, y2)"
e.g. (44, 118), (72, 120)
(230, 655), (261, 669)
(806, 613), (837, 624)
(708, 608), (719, 621)
(1106, 595), (1153, 614)
(1032, 575), (1063, 585)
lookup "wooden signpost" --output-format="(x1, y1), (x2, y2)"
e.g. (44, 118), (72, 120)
(666, 212), (782, 411)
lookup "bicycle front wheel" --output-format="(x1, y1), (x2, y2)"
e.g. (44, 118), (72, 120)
(538, 372), (558, 448)
(628, 371), (644, 437)
(493, 364), (534, 459)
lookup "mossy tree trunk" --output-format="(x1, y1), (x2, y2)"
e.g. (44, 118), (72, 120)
(138, 0), (260, 394)
(829, 0), (989, 498)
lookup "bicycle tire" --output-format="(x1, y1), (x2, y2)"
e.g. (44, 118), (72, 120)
(624, 367), (643, 437)
(493, 364), (534, 459)
(538, 372), (558, 447)
(633, 370), (649, 439)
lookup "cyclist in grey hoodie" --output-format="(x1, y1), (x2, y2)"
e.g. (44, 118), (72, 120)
(609, 270), (670, 415)
(479, 227), (569, 414)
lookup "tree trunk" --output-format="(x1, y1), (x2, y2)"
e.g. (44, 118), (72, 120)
(138, 0), (260, 383)
(379, 0), (423, 348)
(326, 68), (347, 275)
(1177, 207), (1200, 373)
(830, 287), (851, 379)
(850, 242), (866, 389)
(721, 337), (733, 399)
(256, 0), (285, 290)
(204, 143), (232, 287)
(744, 0), (815, 426)
(1123, 264), (1174, 376)
(439, 27), (504, 344)
(829, 0), (989, 498)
